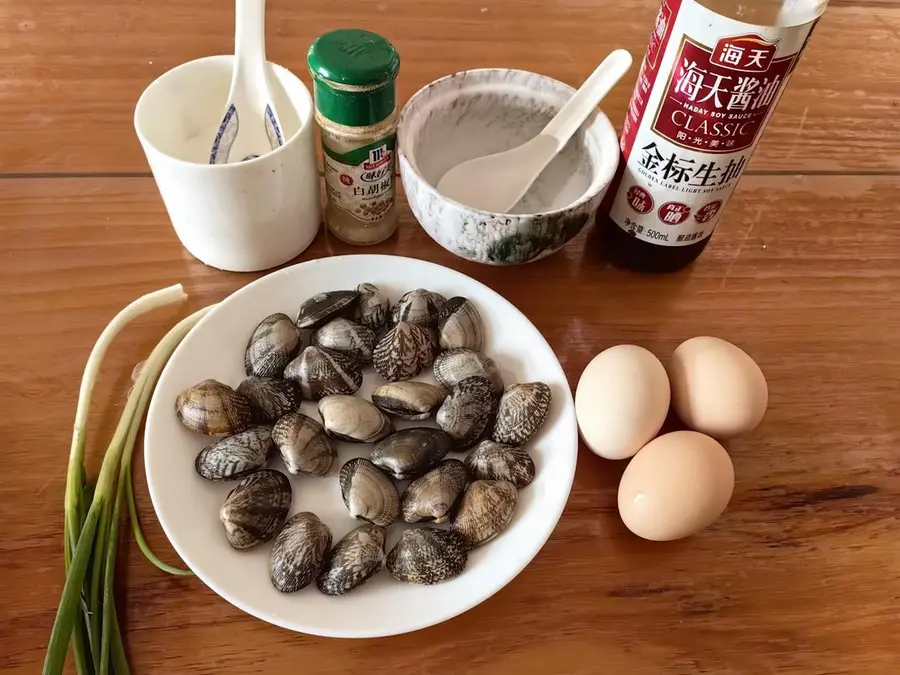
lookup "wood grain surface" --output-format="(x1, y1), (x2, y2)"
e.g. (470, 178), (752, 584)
(1, 0), (899, 674)
(1, 0), (899, 174)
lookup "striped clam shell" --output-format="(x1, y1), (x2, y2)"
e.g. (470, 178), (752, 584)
(451, 479), (517, 550)
(435, 375), (497, 450)
(464, 439), (535, 488)
(386, 528), (467, 585)
(244, 313), (305, 378)
(316, 523), (386, 596)
(372, 321), (436, 382)
(194, 425), (272, 481)
(491, 382), (551, 446)
(175, 379), (252, 437)
(219, 469), (292, 550)
(437, 297), (484, 351)
(283, 346), (363, 400)
(433, 349), (504, 395)
(270, 512), (333, 593)
(236, 376), (303, 425)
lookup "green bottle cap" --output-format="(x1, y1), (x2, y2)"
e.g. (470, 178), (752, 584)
(308, 29), (400, 127)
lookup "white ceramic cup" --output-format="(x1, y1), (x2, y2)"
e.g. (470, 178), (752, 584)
(135, 55), (322, 272)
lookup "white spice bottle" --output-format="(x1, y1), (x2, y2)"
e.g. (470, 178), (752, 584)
(308, 29), (401, 245)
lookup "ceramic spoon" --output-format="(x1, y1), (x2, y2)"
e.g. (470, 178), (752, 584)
(209, 0), (284, 164)
(436, 49), (633, 213)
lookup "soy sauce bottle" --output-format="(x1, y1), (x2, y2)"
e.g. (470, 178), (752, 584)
(598, 0), (828, 272)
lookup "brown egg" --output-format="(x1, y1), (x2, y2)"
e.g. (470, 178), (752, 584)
(617, 431), (734, 541)
(668, 336), (768, 439)
(575, 344), (671, 461)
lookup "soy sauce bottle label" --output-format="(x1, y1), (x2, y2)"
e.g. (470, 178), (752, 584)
(608, 0), (820, 247)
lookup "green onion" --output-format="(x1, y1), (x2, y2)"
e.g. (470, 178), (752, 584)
(126, 463), (194, 577)
(43, 285), (213, 675)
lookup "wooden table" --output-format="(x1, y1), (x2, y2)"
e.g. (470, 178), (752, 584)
(2, 1), (898, 673)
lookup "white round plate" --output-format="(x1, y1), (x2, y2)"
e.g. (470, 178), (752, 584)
(145, 254), (577, 638)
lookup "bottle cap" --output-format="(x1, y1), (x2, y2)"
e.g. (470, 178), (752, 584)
(307, 29), (400, 127)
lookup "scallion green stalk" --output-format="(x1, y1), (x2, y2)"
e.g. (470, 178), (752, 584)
(44, 286), (213, 675)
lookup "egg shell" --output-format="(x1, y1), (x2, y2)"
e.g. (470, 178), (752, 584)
(668, 336), (768, 439)
(575, 344), (671, 460)
(617, 430), (734, 541)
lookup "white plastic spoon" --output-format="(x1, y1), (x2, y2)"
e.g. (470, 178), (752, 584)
(436, 49), (633, 213)
(209, 0), (284, 164)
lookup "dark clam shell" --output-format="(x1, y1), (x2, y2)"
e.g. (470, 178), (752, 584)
(370, 427), (452, 480)
(437, 297), (484, 351)
(400, 459), (469, 524)
(245, 313), (304, 378)
(272, 411), (336, 476)
(194, 426), (272, 481)
(492, 382), (552, 446)
(296, 291), (358, 329)
(316, 523), (386, 596)
(390, 289), (446, 328)
(435, 375), (498, 450)
(370, 381), (446, 420)
(219, 469), (292, 550)
(386, 528), (467, 585)
(236, 376), (303, 424)
(372, 321), (436, 381)
(451, 479), (517, 550)
(339, 458), (399, 527)
(270, 512), (332, 593)
(354, 282), (390, 331)
(433, 349), (504, 395)
(465, 440), (535, 488)
(283, 346), (363, 400)
(313, 318), (376, 364)
(175, 379), (251, 436)
(318, 395), (393, 443)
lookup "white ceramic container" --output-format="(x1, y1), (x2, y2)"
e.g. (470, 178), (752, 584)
(135, 55), (321, 272)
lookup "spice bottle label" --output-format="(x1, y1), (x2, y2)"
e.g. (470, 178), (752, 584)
(608, 0), (819, 246)
(323, 135), (396, 224)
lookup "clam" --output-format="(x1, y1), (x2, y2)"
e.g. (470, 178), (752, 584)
(372, 321), (436, 381)
(451, 480), (517, 549)
(386, 528), (467, 585)
(370, 427), (452, 480)
(296, 290), (359, 329)
(272, 411), (335, 476)
(390, 288), (446, 328)
(245, 313), (305, 378)
(492, 382), (552, 446)
(313, 317), (376, 364)
(436, 376), (497, 450)
(194, 426), (272, 481)
(370, 381), (446, 420)
(437, 297), (484, 351)
(354, 282), (390, 331)
(316, 523), (386, 596)
(400, 459), (469, 523)
(270, 512), (333, 593)
(175, 379), (251, 436)
(433, 349), (504, 395)
(465, 440), (535, 488)
(318, 395), (393, 443)
(283, 346), (363, 400)
(236, 376), (303, 424)
(219, 469), (292, 550)
(339, 458), (399, 527)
